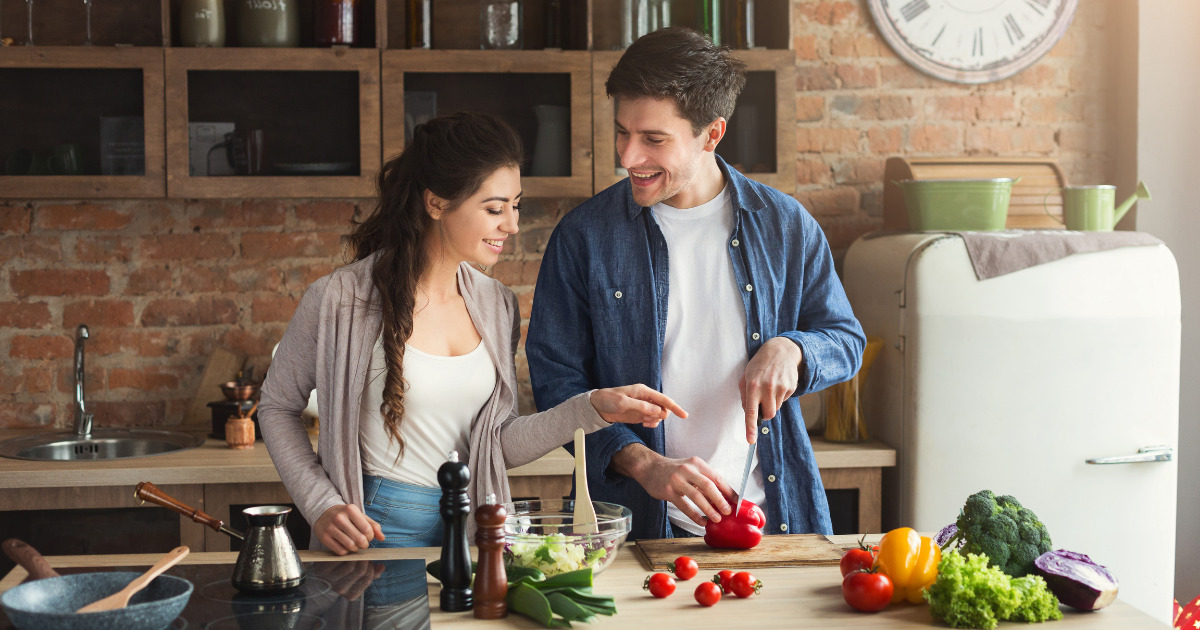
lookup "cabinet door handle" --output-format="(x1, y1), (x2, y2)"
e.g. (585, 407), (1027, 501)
(1085, 445), (1173, 465)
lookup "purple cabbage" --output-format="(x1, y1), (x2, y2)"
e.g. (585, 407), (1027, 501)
(934, 522), (959, 548)
(1033, 549), (1119, 611)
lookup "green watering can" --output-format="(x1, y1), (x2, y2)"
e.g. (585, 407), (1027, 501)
(1046, 181), (1151, 231)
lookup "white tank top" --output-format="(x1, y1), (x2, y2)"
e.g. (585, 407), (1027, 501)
(359, 334), (497, 486)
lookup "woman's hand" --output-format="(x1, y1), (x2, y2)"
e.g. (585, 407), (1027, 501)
(314, 504), (385, 555)
(590, 384), (687, 428)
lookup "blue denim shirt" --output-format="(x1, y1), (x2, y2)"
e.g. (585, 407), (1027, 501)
(527, 157), (865, 540)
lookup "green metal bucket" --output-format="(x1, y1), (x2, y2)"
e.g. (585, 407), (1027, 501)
(896, 178), (1016, 231)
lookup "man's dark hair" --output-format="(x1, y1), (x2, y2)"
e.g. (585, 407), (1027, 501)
(605, 27), (747, 136)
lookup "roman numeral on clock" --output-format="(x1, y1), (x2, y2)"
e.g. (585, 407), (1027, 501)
(1026, 0), (1049, 15)
(972, 27), (983, 56)
(1004, 13), (1025, 43)
(899, 0), (930, 22)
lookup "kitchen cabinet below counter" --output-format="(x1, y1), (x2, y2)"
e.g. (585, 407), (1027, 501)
(0, 431), (577, 553)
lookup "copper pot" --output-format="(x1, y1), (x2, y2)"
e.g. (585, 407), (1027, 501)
(220, 381), (260, 401)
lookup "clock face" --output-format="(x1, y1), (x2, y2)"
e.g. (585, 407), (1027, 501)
(868, 0), (1078, 84)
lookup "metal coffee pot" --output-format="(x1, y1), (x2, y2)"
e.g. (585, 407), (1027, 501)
(135, 481), (305, 592)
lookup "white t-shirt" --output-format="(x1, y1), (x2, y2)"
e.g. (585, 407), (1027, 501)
(359, 334), (497, 486)
(653, 187), (766, 535)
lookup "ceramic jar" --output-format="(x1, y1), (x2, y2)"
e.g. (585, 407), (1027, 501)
(238, 0), (299, 47)
(180, 0), (226, 47)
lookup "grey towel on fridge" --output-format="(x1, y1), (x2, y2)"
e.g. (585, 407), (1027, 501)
(952, 230), (1164, 279)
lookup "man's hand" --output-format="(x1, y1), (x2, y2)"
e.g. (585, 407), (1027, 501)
(739, 337), (803, 443)
(611, 443), (734, 527)
(591, 384), (688, 428)
(314, 504), (385, 555)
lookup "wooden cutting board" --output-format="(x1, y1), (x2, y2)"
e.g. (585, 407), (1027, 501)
(632, 534), (844, 570)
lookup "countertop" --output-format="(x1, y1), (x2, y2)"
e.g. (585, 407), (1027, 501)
(0, 535), (1163, 629)
(0, 430), (895, 490)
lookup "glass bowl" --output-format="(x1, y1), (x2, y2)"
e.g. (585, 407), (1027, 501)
(502, 499), (632, 577)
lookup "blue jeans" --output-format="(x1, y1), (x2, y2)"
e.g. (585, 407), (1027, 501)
(362, 475), (443, 548)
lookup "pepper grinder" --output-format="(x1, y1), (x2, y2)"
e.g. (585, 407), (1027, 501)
(474, 494), (508, 619)
(437, 450), (472, 612)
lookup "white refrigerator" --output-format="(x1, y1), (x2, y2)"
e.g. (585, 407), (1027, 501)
(842, 233), (1179, 624)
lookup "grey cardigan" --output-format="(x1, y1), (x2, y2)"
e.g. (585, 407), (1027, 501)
(259, 254), (607, 549)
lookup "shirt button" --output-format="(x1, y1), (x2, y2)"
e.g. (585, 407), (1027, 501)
(614, 291), (622, 299)
(760, 426), (769, 435)
(745, 284), (753, 292)
(780, 524), (788, 532)
(767, 474), (776, 483)
(751, 332), (760, 340)
(731, 239), (740, 247)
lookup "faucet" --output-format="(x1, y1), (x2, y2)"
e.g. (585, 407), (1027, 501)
(73, 324), (93, 437)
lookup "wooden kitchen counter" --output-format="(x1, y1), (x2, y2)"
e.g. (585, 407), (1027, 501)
(0, 536), (1164, 629)
(0, 431), (895, 549)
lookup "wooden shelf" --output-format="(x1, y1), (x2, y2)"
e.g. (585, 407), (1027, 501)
(0, 46), (165, 198)
(382, 49), (593, 198)
(164, 47), (381, 198)
(592, 49), (795, 195)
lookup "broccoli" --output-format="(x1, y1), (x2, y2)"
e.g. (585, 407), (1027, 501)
(943, 490), (1053, 578)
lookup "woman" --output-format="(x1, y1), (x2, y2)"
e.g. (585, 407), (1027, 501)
(259, 112), (685, 554)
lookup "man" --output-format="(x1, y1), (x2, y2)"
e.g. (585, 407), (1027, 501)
(527, 27), (865, 540)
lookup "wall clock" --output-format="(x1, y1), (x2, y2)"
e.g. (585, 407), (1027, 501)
(867, 0), (1079, 84)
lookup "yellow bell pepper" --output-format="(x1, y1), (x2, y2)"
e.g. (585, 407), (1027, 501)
(873, 527), (941, 604)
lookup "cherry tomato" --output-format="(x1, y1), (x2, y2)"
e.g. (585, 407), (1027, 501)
(673, 556), (699, 580)
(644, 572), (676, 598)
(730, 571), (762, 598)
(842, 569), (893, 613)
(840, 548), (875, 577)
(694, 581), (722, 607)
(714, 569), (735, 594)
(840, 535), (877, 577)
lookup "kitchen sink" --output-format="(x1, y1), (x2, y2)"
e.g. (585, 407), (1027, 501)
(0, 428), (205, 462)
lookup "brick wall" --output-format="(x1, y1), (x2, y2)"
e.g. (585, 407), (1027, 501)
(0, 1), (1123, 428)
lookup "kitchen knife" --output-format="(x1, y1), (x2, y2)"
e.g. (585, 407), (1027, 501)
(733, 414), (764, 518)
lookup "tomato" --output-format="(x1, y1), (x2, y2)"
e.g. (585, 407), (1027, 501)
(840, 534), (877, 577)
(730, 571), (762, 598)
(842, 569), (893, 613)
(644, 572), (676, 598)
(840, 548), (875, 577)
(694, 581), (722, 607)
(714, 569), (735, 594)
(673, 556), (699, 580)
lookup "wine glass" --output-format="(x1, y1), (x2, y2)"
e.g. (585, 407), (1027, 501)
(25, 0), (34, 45)
(84, 0), (94, 45)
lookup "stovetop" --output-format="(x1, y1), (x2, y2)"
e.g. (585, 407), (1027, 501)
(1, 559), (430, 630)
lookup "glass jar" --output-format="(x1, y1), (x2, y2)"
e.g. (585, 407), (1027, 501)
(621, 0), (671, 48)
(480, 0), (522, 50)
(723, 0), (753, 49)
(407, 0), (432, 49)
(315, 0), (358, 46)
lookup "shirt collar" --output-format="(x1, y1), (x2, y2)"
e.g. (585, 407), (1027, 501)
(623, 154), (769, 220)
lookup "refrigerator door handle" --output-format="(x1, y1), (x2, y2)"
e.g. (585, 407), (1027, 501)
(1085, 445), (1173, 465)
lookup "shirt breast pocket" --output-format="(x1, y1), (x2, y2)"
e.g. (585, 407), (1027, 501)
(591, 285), (652, 348)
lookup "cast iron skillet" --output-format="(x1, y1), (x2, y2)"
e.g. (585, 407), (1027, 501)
(0, 539), (192, 630)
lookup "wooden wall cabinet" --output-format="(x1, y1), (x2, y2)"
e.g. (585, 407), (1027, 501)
(593, 49), (796, 195)
(0, 0), (795, 200)
(382, 49), (593, 198)
(165, 47), (381, 198)
(0, 47), (166, 198)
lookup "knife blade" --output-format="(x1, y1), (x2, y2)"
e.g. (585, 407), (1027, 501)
(734, 414), (764, 518)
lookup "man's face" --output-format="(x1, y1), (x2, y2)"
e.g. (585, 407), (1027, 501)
(614, 97), (718, 208)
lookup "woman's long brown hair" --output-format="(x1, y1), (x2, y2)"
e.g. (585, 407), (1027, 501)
(347, 112), (524, 459)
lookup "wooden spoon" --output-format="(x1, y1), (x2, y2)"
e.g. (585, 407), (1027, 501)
(76, 546), (190, 613)
(572, 428), (599, 535)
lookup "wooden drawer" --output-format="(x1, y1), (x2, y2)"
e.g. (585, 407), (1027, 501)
(883, 157), (1068, 231)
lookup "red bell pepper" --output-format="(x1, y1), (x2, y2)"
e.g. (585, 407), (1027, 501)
(703, 501), (766, 549)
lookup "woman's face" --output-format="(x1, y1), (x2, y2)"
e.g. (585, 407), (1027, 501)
(430, 166), (521, 267)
